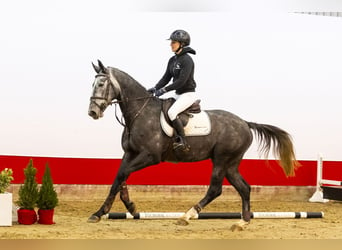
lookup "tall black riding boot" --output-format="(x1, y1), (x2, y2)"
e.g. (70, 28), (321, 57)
(172, 117), (190, 152)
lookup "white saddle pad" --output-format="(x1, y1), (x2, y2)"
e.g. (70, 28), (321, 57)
(160, 111), (211, 137)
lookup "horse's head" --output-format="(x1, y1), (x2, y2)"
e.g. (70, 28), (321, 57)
(88, 60), (121, 119)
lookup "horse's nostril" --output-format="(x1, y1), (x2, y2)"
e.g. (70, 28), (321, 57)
(88, 110), (98, 119)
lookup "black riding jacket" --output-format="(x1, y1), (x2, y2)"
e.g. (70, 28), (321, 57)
(155, 46), (197, 95)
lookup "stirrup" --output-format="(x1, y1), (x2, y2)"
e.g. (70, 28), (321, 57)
(173, 137), (190, 152)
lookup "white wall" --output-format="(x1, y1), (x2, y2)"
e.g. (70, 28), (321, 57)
(0, 1), (341, 160)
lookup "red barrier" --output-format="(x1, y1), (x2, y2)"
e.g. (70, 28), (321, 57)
(1, 155), (341, 186)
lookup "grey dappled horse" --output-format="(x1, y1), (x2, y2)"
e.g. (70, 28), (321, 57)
(88, 60), (299, 231)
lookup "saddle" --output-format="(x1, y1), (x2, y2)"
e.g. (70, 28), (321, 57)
(162, 98), (201, 127)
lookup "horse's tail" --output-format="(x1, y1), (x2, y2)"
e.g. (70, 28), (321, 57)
(247, 122), (300, 177)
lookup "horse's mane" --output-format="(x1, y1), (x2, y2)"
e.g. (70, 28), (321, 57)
(109, 67), (147, 92)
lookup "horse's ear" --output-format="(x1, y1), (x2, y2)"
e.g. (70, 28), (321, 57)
(92, 62), (101, 73)
(97, 59), (107, 73)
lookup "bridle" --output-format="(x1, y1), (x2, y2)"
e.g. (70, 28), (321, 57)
(90, 73), (117, 112)
(90, 72), (153, 128)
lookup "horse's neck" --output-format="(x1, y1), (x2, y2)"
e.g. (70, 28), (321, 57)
(110, 67), (147, 99)
(110, 68), (151, 126)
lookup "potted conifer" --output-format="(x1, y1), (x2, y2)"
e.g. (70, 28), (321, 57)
(16, 159), (39, 225)
(37, 163), (58, 224)
(0, 168), (14, 226)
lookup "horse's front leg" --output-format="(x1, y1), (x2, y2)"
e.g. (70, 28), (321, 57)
(87, 151), (158, 223)
(87, 178), (121, 223)
(119, 181), (136, 215)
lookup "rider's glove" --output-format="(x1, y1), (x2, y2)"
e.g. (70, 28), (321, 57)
(155, 87), (167, 97)
(147, 87), (156, 94)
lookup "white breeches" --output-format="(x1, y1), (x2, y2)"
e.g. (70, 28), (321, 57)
(168, 92), (197, 121)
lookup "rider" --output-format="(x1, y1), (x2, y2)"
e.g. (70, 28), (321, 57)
(148, 29), (197, 152)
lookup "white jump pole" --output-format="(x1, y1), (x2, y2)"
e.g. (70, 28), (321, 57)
(309, 153), (329, 203)
(102, 211), (324, 220)
(321, 179), (342, 186)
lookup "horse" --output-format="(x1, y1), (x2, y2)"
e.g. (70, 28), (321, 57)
(87, 60), (299, 231)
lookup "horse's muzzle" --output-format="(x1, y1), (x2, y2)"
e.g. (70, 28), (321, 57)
(88, 110), (99, 119)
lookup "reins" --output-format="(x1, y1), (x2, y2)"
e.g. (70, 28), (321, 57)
(110, 96), (153, 128)
(91, 71), (154, 130)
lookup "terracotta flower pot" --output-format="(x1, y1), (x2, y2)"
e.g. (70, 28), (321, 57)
(38, 209), (55, 224)
(17, 209), (37, 225)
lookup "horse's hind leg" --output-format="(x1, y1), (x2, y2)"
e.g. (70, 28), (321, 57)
(177, 160), (226, 226)
(225, 159), (251, 231)
(119, 181), (136, 215)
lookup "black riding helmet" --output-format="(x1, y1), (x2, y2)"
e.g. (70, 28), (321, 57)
(168, 30), (191, 47)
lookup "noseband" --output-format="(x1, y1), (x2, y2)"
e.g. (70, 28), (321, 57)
(90, 73), (118, 111)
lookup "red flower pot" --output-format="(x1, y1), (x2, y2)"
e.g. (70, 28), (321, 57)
(17, 209), (37, 225)
(38, 209), (55, 224)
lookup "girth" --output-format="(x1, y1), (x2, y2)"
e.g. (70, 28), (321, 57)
(161, 98), (201, 127)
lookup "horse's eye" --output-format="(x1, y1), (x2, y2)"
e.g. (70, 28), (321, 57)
(98, 82), (104, 87)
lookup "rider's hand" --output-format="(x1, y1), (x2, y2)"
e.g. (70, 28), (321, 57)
(147, 87), (156, 94)
(155, 87), (167, 97)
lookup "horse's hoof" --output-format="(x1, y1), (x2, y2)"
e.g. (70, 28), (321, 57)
(230, 224), (244, 232)
(176, 218), (189, 226)
(128, 202), (137, 215)
(87, 215), (101, 223)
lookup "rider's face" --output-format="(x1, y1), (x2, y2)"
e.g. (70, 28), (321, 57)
(170, 40), (181, 53)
